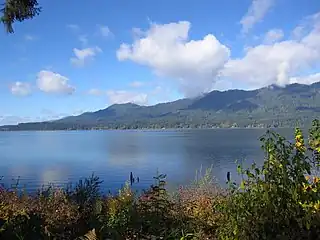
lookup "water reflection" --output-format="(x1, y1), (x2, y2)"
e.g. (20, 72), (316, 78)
(0, 129), (294, 192)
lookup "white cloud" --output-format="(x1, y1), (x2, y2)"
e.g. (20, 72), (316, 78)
(66, 24), (80, 31)
(88, 88), (105, 96)
(107, 90), (148, 105)
(289, 73), (320, 85)
(222, 11), (320, 88)
(129, 81), (144, 88)
(292, 12), (320, 40)
(116, 13), (320, 97)
(37, 70), (75, 94)
(263, 29), (284, 44)
(98, 25), (112, 38)
(117, 21), (230, 97)
(240, 0), (274, 34)
(10, 82), (31, 96)
(292, 25), (305, 39)
(70, 47), (102, 66)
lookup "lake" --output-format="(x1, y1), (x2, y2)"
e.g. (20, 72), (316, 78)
(0, 129), (294, 193)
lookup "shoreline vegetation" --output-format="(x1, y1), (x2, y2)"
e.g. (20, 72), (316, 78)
(0, 125), (308, 132)
(0, 119), (316, 132)
(0, 119), (319, 239)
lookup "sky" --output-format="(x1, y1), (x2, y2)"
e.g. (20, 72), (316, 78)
(0, 0), (320, 125)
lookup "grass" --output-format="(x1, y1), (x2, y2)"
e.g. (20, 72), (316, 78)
(0, 119), (319, 240)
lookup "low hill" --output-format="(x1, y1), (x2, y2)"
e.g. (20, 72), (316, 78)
(1, 82), (319, 130)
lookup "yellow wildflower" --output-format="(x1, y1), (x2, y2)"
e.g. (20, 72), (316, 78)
(303, 183), (308, 191)
(295, 128), (306, 152)
(303, 182), (312, 192)
(314, 201), (320, 211)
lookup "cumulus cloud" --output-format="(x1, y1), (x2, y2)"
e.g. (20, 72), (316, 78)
(70, 47), (102, 66)
(115, 13), (320, 97)
(289, 73), (320, 85)
(222, 11), (320, 88)
(37, 70), (75, 94)
(263, 29), (284, 44)
(106, 90), (148, 105)
(10, 82), (31, 96)
(117, 21), (230, 97)
(240, 0), (274, 34)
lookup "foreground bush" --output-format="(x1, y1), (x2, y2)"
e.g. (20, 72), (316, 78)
(218, 119), (320, 240)
(0, 119), (319, 239)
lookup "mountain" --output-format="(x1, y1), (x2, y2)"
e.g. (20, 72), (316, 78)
(1, 82), (320, 131)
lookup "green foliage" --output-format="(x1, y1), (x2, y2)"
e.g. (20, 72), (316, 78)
(194, 165), (215, 187)
(217, 120), (320, 239)
(102, 182), (136, 238)
(309, 119), (320, 164)
(137, 173), (174, 237)
(1, 0), (41, 33)
(72, 174), (102, 205)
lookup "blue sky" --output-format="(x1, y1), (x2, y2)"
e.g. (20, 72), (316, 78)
(1, 0), (320, 125)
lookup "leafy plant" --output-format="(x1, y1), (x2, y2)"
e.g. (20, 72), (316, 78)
(218, 122), (320, 239)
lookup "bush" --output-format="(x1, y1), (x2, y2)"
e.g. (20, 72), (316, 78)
(174, 167), (225, 238)
(217, 119), (320, 240)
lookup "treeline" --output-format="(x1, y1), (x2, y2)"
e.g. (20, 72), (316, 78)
(0, 116), (315, 131)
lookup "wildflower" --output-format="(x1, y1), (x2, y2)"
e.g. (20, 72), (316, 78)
(314, 201), (320, 211)
(295, 128), (306, 152)
(302, 182), (312, 192)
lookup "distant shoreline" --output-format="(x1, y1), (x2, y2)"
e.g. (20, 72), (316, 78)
(0, 126), (294, 132)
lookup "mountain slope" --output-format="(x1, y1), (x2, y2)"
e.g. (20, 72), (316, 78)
(1, 83), (319, 130)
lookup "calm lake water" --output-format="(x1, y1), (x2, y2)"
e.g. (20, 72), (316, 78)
(0, 129), (294, 193)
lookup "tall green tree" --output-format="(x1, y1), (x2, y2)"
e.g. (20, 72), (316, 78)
(1, 0), (41, 33)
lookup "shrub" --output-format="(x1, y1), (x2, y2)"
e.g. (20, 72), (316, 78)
(175, 167), (225, 238)
(217, 119), (320, 240)
(102, 182), (136, 238)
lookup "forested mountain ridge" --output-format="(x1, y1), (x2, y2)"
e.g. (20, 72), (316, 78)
(1, 82), (320, 130)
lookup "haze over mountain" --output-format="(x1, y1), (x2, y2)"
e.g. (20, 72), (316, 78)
(1, 82), (319, 130)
